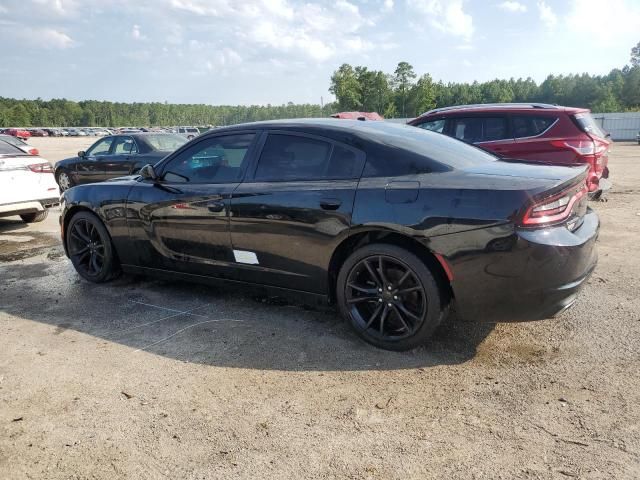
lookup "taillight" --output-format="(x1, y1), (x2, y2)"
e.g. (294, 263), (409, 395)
(28, 163), (53, 173)
(550, 140), (595, 155)
(521, 184), (587, 226)
(28, 148), (39, 155)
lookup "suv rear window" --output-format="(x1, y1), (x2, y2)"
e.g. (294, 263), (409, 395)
(512, 116), (556, 138)
(573, 112), (606, 139)
(416, 119), (445, 133)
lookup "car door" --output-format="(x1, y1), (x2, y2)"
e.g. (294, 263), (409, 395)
(447, 115), (514, 157)
(230, 131), (365, 294)
(103, 135), (138, 180)
(125, 132), (259, 279)
(74, 136), (115, 185)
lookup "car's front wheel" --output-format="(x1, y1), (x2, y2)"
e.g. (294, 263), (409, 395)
(66, 211), (120, 283)
(56, 169), (74, 192)
(337, 244), (448, 351)
(20, 211), (48, 223)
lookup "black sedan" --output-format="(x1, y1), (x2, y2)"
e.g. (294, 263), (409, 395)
(59, 120), (598, 350)
(54, 133), (187, 191)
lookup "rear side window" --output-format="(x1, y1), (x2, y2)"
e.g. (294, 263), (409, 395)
(0, 140), (23, 155)
(451, 117), (508, 143)
(255, 134), (332, 181)
(573, 112), (606, 138)
(512, 115), (556, 138)
(416, 119), (445, 133)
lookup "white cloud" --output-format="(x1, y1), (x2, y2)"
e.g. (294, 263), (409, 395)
(131, 24), (146, 40)
(565, 0), (640, 46)
(410, 0), (474, 40)
(24, 27), (75, 48)
(382, 0), (394, 12)
(498, 1), (527, 13)
(537, 0), (557, 28)
(30, 0), (80, 16)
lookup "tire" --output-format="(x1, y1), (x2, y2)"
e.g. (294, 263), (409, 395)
(56, 169), (74, 192)
(66, 211), (120, 283)
(20, 210), (48, 223)
(336, 243), (449, 351)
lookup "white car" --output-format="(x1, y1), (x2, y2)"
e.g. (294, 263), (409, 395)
(0, 142), (59, 223)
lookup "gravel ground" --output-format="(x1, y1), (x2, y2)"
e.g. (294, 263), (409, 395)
(0, 141), (639, 479)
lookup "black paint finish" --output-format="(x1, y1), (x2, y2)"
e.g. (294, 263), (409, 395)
(60, 119), (599, 323)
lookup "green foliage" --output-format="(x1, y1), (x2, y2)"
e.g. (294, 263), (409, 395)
(329, 59), (640, 118)
(0, 98), (338, 128)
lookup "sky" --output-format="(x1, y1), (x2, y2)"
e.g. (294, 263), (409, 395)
(0, 0), (639, 105)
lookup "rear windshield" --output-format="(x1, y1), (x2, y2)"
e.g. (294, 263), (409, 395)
(0, 140), (25, 155)
(0, 135), (25, 147)
(144, 134), (188, 151)
(363, 122), (497, 170)
(573, 112), (607, 138)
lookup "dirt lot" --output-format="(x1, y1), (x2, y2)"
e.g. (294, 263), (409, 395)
(1, 140), (639, 479)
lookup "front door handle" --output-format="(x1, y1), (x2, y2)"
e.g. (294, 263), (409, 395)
(207, 200), (225, 213)
(320, 198), (342, 210)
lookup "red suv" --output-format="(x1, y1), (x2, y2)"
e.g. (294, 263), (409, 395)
(408, 103), (611, 197)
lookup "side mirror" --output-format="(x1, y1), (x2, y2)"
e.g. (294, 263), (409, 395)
(139, 164), (158, 181)
(78, 150), (86, 158)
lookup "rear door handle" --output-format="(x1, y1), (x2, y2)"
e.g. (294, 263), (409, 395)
(207, 200), (225, 213)
(320, 198), (342, 210)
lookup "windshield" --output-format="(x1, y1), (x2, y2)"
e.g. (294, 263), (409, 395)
(144, 134), (188, 152)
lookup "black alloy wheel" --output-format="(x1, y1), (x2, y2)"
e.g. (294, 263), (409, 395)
(337, 244), (447, 351)
(66, 211), (120, 283)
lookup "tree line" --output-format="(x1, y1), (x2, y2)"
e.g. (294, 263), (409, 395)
(330, 42), (640, 118)
(1, 41), (639, 127)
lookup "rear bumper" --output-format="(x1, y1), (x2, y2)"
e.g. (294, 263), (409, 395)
(0, 197), (60, 218)
(446, 210), (599, 323)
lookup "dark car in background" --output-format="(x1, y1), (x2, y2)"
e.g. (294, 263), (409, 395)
(60, 120), (598, 351)
(54, 133), (187, 191)
(409, 103), (611, 198)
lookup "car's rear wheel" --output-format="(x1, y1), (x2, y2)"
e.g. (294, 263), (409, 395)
(20, 211), (48, 223)
(337, 244), (448, 351)
(66, 211), (120, 283)
(56, 169), (74, 192)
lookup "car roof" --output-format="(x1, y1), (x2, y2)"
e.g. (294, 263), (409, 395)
(416, 103), (588, 118)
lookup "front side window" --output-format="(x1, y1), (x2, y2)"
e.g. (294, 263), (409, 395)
(86, 137), (114, 156)
(254, 134), (333, 181)
(113, 136), (138, 155)
(512, 115), (556, 138)
(417, 119), (445, 133)
(161, 134), (254, 183)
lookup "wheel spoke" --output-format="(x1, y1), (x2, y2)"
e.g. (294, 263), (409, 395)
(378, 256), (390, 286)
(72, 223), (90, 243)
(397, 285), (421, 295)
(347, 282), (378, 295)
(396, 301), (421, 322)
(71, 246), (89, 256)
(379, 305), (389, 334)
(363, 259), (382, 287)
(391, 305), (411, 332)
(347, 296), (377, 304)
(365, 303), (383, 329)
(397, 269), (412, 287)
(75, 250), (90, 263)
(90, 253), (100, 273)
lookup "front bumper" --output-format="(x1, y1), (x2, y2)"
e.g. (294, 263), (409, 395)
(443, 210), (599, 323)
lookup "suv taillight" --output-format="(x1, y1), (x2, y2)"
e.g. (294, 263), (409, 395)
(550, 139), (595, 155)
(28, 148), (39, 155)
(521, 184), (587, 226)
(28, 163), (53, 173)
